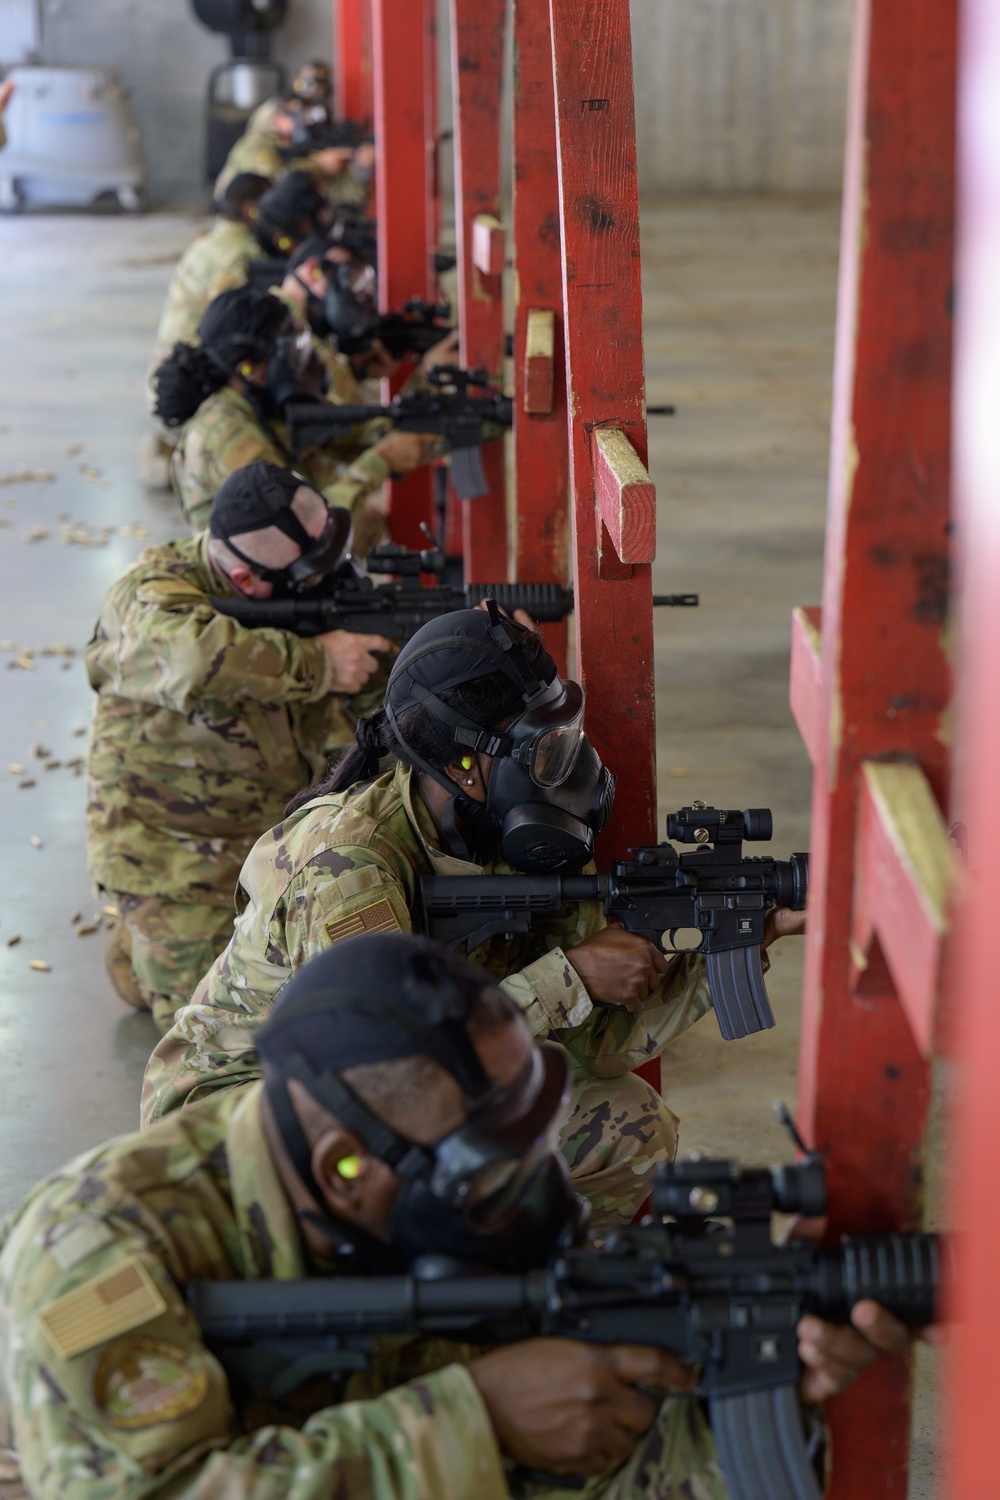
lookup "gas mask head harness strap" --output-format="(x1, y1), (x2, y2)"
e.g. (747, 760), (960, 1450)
(257, 933), (581, 1270)
(370, 602), (613, 870)
(209, 460), (353, 593)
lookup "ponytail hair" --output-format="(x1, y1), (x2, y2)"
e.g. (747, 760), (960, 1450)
(285, 626), (548, 817)
(152, 343), (229, 428)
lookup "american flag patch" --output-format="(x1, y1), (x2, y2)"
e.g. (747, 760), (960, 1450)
(324, 897), (401, 947)
(37, 1259), (167, 1360)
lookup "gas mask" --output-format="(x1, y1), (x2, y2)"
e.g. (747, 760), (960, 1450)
(323, 261), (380, 355)
(258, 939), (587, 1273)
(379, 604), (615, 872)
(267, 324), (329, 408)
(209, 462), (354, 598)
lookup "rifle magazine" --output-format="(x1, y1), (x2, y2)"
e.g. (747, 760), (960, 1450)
(709, 1385), (821, 1500)
(705, 946), (776, 1040)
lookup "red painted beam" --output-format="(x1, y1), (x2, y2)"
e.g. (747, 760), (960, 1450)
(549, 0), (656, 857)
(371, 0), (438, 547)
(793, 0), (956, 1493)
(511, 0), (569, 670)
(789, 605), (823, 766)
(335, 0), (373, 124)
(942, 0), (1000, 1493)
(450, 0), (508, 581)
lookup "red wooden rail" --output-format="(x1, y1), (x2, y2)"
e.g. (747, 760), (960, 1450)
(371, 0), (439, 547)
(449, 0), (509, 580)
(790, 0), (957, 1491)
(943, 0), (1000, 1493)
(549, 0), (657, 858)
(511, 0), (569, 670)
(334, 0), (373, 123)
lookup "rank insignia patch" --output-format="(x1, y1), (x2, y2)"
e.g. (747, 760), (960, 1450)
(93, 1338), (209, 1429)
(324, 897), (401, 947)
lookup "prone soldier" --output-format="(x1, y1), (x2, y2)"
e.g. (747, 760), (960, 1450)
(86, 464), (394, 1033)
(0, 934), (924, 1500)
(214, 92), (371, 209)
(142, 606), (803, 1227)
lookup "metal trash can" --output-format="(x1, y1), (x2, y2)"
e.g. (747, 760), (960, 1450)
(0, 64), (145, 213)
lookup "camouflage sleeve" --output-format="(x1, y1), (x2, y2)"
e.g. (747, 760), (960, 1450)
(3, 1231), (508, 1500)
(205, 260), (250, 300)
(141, 851), (414, 1126)
(91, 585), (336, 716)
(499, 953), (594, 1038)
(572, 1393), (729, 1500)
(553, 954), (714, 1078)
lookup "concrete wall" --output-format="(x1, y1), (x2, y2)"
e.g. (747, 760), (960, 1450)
(36, 0), (853, 204)
(39, 0), (336, 204)
(631, 0), (853, 194)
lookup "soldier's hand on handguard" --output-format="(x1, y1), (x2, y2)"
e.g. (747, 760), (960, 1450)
(373, 431), (441, 473)
(351, 338), (399, 382)
(469, 1339), (696, 1477)
(417, 328), (460, 376)
(797, 1300), (940, 1404)
(762, 905), (807, 947)
(567, 927), (671, 1012)
(315, 631), (393, 693)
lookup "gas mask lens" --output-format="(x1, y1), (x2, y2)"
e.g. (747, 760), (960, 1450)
(531, 709), (585, 788)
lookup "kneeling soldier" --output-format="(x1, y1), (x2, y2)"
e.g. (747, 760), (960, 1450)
(86, 462), (392, 1032)
(0, 934), (920, 1500)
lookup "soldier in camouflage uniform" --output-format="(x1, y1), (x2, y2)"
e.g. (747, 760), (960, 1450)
(152, 286), (439, 544)
(214, 94), (370, 211)
(0, 935), (911, 1500)
(143, 609), (802, 1224)
(86, 466), (394, 1033)
(147, 173), (272, 387)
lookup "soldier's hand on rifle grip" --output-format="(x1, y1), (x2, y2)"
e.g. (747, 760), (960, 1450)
(762, 905), (807, 948)
(469, 1339), (696, 1476)
(352, 339), (399, 382)
(315, 631), (394, 694)
(373, 431), (441, 473)
(567, 928), (671, 1011)
(797, 1301), (925, 1404)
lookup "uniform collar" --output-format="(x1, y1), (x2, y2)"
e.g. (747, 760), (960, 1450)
(395, 761), (486, 876)
(227, 1082), (309, 1279)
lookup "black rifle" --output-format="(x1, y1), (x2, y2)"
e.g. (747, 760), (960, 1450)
(189, 1153), (942, 1500)
(284, 366), (513, 500)
(278, 118), (373, 161)
(211, 535), (698, 641)
(419, 804), (808, 1041)
(330, 292), (454, 360)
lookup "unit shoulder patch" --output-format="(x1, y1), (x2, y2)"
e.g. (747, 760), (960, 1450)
(37, 1258), (167, 1360)
(324, 896), (402, 947)
(93, 1337), (208, 1429)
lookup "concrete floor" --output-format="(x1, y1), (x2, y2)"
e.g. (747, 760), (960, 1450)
(0, 196), (938, 1492)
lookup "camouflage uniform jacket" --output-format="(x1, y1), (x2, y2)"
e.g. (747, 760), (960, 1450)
(0, 1084), (514, 1500)
(84, 531), (381, 910)
(169, 383), (390, 539)
(142, 762), (711, 1125)
(0, 1083), (727, 1500)
(149, 218), (264, 376)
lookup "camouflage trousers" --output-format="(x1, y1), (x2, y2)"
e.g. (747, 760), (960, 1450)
(561, 1063), (679, 1231)
(108, 896), (236, 1036)
(517, 1393), (728, 1500)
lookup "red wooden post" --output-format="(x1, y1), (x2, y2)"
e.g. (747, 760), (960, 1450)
(942, 1), (1000, 1494)
(788, 0), (957, 1492)
(548, 0), (656, 858)
(511, 0), (569, 670)
(371, 0), (438, 547)
(450, 0), (509, 580)
(334, 0), (373, 123)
